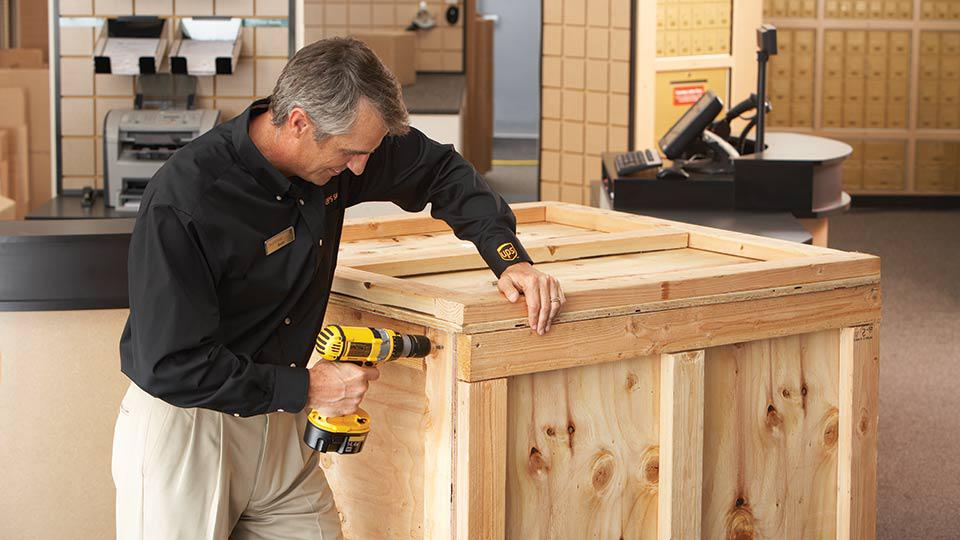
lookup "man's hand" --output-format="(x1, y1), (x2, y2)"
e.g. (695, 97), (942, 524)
(306, 361), (381, 416)
(497, 262), (566, 335)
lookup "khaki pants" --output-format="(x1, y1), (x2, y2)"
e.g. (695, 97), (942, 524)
(112, 382), (343, 540)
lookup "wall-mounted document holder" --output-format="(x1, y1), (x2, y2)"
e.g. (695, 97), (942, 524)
(169, 17), (242, 76)
(94, 16), (169, 75)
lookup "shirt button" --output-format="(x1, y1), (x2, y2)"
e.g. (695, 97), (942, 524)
(284, 317), (291, 325)
(275, 195), (282, 201)
(318, 239), (323, 247)
(298, 198), (305, 206)
(277, 409), (285, 413)
(289, 363), (296, 368)
(233, 413), (240, 417)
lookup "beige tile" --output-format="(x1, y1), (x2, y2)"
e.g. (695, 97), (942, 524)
(587, 0), (609, 27)
(562, 59), (584, 89)
(61, 98), (96, 136)
(543, 0), (563, 24)
(442, 28), (462, 51)
(583, 155), (601, 182)
(324, 3), (348, 25)
(215, 0), (253, 16)
(608, 125), (628, 151)
(95, 74), (134, 96)
(610, 29), (630, 61)
(587, 29), (609, 60)
(611, 0), (631, 28)
(442, 51), (462, 72)
(417, 51), (444, 71)
(175, 0), (214, 16)
(60, 58), (95, 96)
(240, 26), (254, 57)
(303, 27), (325, 47)
(584, 124), (606, 154)
(216, 59), (255, 96)
(325, 26), (348, 38)
(302, 3), (325, 25)
(216, 98), (252, 122)
(394, 4), (413, 26)
(256, 26), (289, 57)
(561, 90), (584, 121)
(60, 26), (95, 57)
(94, 0), (131, 15)
(561, 121), (583, 153)
(563, 0), (585, 25)
(608, 93), (629, 126)
(63, 176), (97, 190)
(609, 60), (629, 93)
(134, 0), (173, 15)
(542, 57), (562, 88)
(255, 58), (286, 96)
(585, 62), (607, 91)
(373, 5), (395, 26)
(563, 27), (585, 58)
(349, 4), (372, 25)
(96, 98), (134, 135)
(585, 92), (607, 124)
(60, 0), (94, 15)
(540, 150), (560, 181)
(256, 0), (288, 16)
(540, 181), (560, 201)
(418, 27), (444, 50)
(560, 153), (583, 184)
(196, 75), (215, 96)
(541, 119), (561, 150)
(542, 88), (561, 119)
(560, 183), (582, 204)
(542, 25), (562, 57)
(61, 138), (96, 176)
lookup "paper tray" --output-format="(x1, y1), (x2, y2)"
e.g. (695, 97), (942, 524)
(94, 17), (169, 75)
(169, 17), (243, 76)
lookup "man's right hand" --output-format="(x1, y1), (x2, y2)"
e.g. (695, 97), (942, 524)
(306, 361), (381, 416)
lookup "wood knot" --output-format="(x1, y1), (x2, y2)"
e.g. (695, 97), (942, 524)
(362, 281), (372, 289)
(545, 426), (556, 437)
(766, 404), (782, 429)
(725, 498), (756, 540)
(546, 245), (558, 255)
(821, 409), (840, 448)
(527, 446), (550, 476)
(640, 447), (659, 486)
(858, 407), (870, 435)
(781, 388), (791, 399)
(660, 281), (670, 300)
(625, 372), (639, 391)
(800, 385), (808, 396)
(590, 452), (616, 494)
(567, 423), (576, 435)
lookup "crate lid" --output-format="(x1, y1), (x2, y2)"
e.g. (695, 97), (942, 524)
(334, 202), (880, 335)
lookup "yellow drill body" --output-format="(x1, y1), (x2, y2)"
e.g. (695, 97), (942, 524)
(304, 325), (431, 454)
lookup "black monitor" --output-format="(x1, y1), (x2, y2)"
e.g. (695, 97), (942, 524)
(658, 91), (724, 160)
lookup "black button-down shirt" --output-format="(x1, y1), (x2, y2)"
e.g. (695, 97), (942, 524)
(119, 98), (531, 417)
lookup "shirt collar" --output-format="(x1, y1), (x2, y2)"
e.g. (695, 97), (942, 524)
(232, 98), (295, 198)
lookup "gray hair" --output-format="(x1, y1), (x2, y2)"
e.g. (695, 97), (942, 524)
(269, 37), (409, 139)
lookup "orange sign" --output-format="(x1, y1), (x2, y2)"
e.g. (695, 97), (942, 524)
(673, 85), (705, 106)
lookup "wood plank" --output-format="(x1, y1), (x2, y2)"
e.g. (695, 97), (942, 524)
(423, 331), (458, 540)
(453, 252), (880, 327)
(701, 331), (841, 539)
(658, 350), (705, 540)
(346, 230), (690, 277)
(505, 355), (660, 539)
(837, 325), (880, 540)
(332, 267), (466, 323)
(544, 200), (670, 232)
(341, 202), (547, 241)
(456, 284), (881, 381)
(455, 379), (507, 540)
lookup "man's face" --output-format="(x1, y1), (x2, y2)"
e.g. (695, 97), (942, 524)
(286, 100), (388, 186)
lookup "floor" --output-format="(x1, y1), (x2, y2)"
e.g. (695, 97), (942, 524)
(485, 138), (960, 538)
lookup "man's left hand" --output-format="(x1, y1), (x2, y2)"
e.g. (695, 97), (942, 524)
(497, 262), (566, 335)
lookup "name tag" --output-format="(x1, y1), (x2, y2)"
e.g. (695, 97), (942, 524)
(264, 226), (295, 256)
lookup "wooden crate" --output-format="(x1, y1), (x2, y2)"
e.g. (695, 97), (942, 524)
(317, 201), (881, 539)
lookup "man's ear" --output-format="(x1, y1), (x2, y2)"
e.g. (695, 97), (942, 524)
(288, 108), (312, 139)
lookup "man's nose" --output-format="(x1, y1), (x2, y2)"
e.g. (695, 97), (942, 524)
(347, 154), (370, 176)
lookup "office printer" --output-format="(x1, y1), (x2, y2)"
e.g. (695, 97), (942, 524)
(103, 74), (219, 212)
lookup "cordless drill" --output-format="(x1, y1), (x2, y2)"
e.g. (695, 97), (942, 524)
(304, 325), (431, 454)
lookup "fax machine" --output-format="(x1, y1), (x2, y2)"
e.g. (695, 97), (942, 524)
(103, 108), (219, 212)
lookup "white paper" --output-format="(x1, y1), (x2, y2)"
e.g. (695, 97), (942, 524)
(175, 39), (235, 75)
(181, 18), (242, 41)
(102, 37), (159, 75)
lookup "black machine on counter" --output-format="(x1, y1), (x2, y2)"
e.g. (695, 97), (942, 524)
(103, 74), (219, 212)
(603, 24), (851, 219)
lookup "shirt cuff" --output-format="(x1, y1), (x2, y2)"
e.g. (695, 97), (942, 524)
(268, 365), (310, 414)
(479, 235), (533, 278)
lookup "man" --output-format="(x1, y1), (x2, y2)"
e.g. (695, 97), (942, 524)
(113, 37), (565, 539)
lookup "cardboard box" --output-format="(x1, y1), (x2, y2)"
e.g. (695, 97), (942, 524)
(0, 48), (44, 68)
(352, 31), (417, 86)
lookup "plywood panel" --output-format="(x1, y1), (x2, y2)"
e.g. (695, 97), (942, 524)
(506, 354), (660, 539)
(702, 330), (840, 539)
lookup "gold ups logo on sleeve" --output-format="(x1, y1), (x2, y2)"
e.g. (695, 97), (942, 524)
(497, 242), (519, 261)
